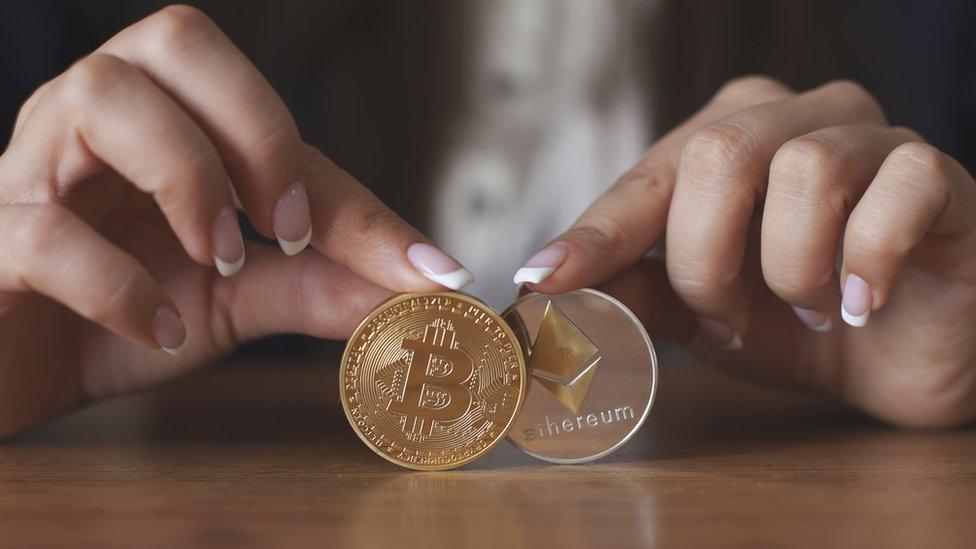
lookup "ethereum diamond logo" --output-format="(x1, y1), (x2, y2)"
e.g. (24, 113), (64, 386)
(527, 301), (601, 413)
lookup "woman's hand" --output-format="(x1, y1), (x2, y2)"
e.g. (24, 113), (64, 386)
(0, 5), (473, 436)
(519, 76), (976, 428)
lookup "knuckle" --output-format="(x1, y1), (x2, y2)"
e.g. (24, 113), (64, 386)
(341, 203), (403, 244)
(57, 54), (132, 107)
(846, 218), (910, 259)
(886, 142), (947, 180)
(86, 268), (139, 324)
(762, 263), (832, 304)
(714, 75), (791, 105)
(819, 79), (885, 123)
(302, 147), (344, 183)
(564, 220), (625, 254)
(152, 4), (215, 37)
(612, 164), (673, 198)
(14, 97), (33, 125)
(164, 153), (216, 194)
(13, 81), (52, 129)
(768, 135), (854, 224)
(332, 200), (409, 268)
(820, 79), (871, 101)
(668, 272), (707, 302)
(181, 155), (213, 184)
(9, 206), (69, 269)
(681, 122), (754, 180)
(770, 136), (844, 194)
(670, 273), (719, 305)
(245, 115), (302, 166)
(668, 253), (738, 302)
(146, 4), (219, 57)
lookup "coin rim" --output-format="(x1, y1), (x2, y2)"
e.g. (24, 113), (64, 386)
(501, 288), (658, 464)
(339, 291), (528, 471)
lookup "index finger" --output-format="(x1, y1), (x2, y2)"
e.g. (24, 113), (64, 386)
(98, 5), (303, 240)
(99, 6), (471, 291)
(519, 76), (793, 293)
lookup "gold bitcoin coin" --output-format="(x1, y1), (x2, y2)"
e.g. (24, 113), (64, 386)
(340, 293), (526, 470)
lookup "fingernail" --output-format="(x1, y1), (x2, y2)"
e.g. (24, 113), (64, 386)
(212, 205), (245, 276)
(273, 181), (312, 256)
(841, 274), (871, 327)
(792, 307), (833, 332)
(152, 306), (187, 355)
(406, 243), (475, 290)
(697, 317), (744, 350)
(513, 245), (568, 285)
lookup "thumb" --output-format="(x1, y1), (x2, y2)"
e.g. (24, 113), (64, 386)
(218, 244), (393, 343)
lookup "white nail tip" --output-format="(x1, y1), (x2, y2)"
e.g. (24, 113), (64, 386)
(422, 268), (475, 290)
(277, 227), (312, 256)
(214, 252), (245, 277)
(841, 307), (870, 328)
(724, 334), (744, 351)
(513, 266), (555, 285)
(161, 338), (188, 356)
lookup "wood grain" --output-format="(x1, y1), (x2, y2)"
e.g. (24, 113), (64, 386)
(1, 346), (973, 548)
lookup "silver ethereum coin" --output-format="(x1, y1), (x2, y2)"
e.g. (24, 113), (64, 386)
(502, 289), (657, 464)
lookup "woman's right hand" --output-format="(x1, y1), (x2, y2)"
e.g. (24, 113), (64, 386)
(0, 5), (473, 437)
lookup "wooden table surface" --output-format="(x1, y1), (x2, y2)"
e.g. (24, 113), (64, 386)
(1, 346), (973, 548)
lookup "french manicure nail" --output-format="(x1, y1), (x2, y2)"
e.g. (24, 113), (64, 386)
(513, 245), (568, 285)
(406, 243), (475, 290)
(274, 181), (312, 256)
(152, 306), (187, 355)
(212, 205), (245, 276)
(792, 307), (833, 332)
(841, 274), (871, 327)
(698, 317), (744, 350)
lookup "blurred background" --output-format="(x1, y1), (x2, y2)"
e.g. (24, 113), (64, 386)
(2, 0), (974, 349)
(2, 6), (974, 544)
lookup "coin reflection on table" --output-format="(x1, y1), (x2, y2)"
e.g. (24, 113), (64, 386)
(502, 289), (657, 463)
(340, 293), (526, 470)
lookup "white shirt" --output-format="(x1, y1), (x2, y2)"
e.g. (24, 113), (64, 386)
(432, 0), (657, 308)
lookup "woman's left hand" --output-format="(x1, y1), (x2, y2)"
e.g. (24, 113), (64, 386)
(517, 76), (976, 428)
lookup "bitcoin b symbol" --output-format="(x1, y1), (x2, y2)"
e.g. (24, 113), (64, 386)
(387, 320), (475, 436)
